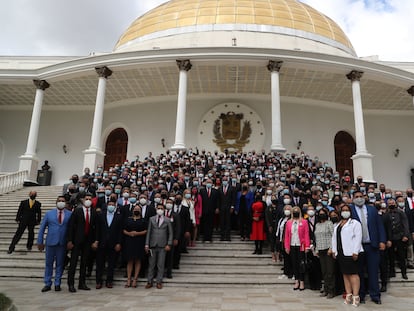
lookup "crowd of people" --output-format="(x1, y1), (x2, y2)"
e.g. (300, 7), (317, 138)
(8, 149), (414, 307)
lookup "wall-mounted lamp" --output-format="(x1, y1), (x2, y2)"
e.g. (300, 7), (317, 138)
(296, 140), (302, 150)
(394, 148), (400, 157)
(161, 138), (165, 148)
(62, 145), (68, 154)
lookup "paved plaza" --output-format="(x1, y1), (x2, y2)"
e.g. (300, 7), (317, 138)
(0, 281), (413, 311)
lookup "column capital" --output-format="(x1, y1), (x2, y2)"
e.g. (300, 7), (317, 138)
(407, 86), (414, 96)
(33, 80), (50, 90)
(176, 59), (192, 71)
(346, 70), (364, 82)
(267, 60), (283, 72)
(95, 66), (113, 78)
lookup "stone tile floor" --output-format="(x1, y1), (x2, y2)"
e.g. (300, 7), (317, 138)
(0, 281), (413, 311)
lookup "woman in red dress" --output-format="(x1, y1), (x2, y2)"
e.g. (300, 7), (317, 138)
(250, 194), (266, 254)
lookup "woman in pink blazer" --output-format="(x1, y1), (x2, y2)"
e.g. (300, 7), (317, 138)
(191, 186), (202, 247)
(284, 206), (311, 290)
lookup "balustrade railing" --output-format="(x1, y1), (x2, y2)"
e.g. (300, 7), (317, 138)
(0, 171), (28, 195)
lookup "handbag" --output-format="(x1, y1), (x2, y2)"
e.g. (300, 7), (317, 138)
(299, 252), (312, 273)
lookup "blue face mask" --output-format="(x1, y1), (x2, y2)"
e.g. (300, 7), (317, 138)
(206, 183), (212, 189)
(115, 189), (121, 194)
(129, 197), (137, 204)
(107, 205), (115, 213)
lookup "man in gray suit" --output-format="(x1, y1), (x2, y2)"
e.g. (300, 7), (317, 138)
(145, 204), (173, 289)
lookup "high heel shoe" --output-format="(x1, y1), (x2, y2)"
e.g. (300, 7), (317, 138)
(124, 279), (131, 288)
(293, 281), (300, 290)
(352, 295), (360, 307)
(344, 293), (352, 305)
(132, 278), (137, 288)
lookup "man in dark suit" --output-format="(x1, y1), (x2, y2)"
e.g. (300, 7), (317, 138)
(164, 199), (181, 278)
(66, 193), (98, 292)
(145, 204), (173, 289)
(37, 196), (71, 292)
(173, 193), (191, 269)
(95, 201), (123, 289)
(200, 179), (220, 242)
(8, 190), (41, 254)
(351, 190), (386, 304)
(218, 177), (236, 241)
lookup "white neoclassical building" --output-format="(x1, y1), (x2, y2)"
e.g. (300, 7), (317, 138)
(0, 0), (414, 190)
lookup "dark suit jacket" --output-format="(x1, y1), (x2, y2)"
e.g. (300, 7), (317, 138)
(96, 211), (123, 249)
(351, 204), (386, 248)
(200, 188), (220, 215)
(218, 185), (236, 210)
(177, 205), (192, 236)
(165, 209), (182, 240)
(16, 199), (41, 225)
(142, 204), (156, 222)
(66, 207), (98, 245)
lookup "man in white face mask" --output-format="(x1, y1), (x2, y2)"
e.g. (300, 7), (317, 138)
(350, 190), (386, 305)
(66, 193), (98, 293)
(37, 196), (72, 292)
(145, 204), (173, 289)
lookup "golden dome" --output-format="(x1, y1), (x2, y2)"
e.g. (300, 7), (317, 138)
(115, 0), (355, 56)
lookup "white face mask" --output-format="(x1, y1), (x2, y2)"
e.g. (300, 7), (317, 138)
(165, 203), (173, 210)
(154, 197), (161, 203)
(341, 211), (351, 219)
(307, 210), (315, 217)
(266, 190), (272, 195)
(284, 210), (291, 217)
(139, 198), (147, 206)
(283, 199), (291, 205)
(57, 202), (66, 210)
(156, 209), (164, 216)
(84, 200), (92, 208)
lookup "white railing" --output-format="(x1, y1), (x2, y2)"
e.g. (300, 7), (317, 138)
(0, 171), (28, 195)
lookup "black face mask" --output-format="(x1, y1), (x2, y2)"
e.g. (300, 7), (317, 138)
(319, 213), (328, 221)
(30, 195), (36, 200)
(407, 192), (413, 198)
(256, 185), (262, 189)
(148, 186), (153, 192)
(388, 205), (396, 209)
(175, 199), (182, 205)
(330, 216), (339, 223)
(72, 179), (79, 184)
(133, 211), (141, 216)
(242, 186), (248, 191)
(161, 194), (167, 199)
(292, 212), (300, 218)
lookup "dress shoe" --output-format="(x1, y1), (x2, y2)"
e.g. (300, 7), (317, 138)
(166, 274), (173, 279)
(68, 286), (76, 293)
(96, 283), (102, 289)
(106, 283), (113, 288)
(252, 250), (258, 254)
(156, 283), (163, 289)
(326, 293), (335, 299)
(389, 271), (396, 278)
(54, 285), (61, 292)
(380, 284), (387, 292)
(41, 286), (51, 292)
(402, 273), (408, 280)
(26, 247), (32, 251)
(7, 249), (13, 254)
(173, 265), (180, 270)
(78, 284), (91, 290)
(372, 298), (381, 305)
(407, 264), (414, 269)
(319, 292), (328, 297)
(145, 283), (153, 289)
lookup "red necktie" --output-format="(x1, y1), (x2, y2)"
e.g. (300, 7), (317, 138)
(208, 189), (211, 198)
(224, 187), (227, 195)
(85, 208), (90, 235)
(58, 210), (63, 224)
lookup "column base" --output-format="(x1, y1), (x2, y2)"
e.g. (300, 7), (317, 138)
(270, 145), (286, 153)
(82, 149), (105, 172)
(170, 144), (187, 151)
(351, 152), (375, 183)
(18, 154), (39, 184)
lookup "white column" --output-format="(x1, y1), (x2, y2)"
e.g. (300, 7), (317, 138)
(83, 66), (112, 171)
(19, 80), (50, 183)
(346, 70), (374, 182)
(267, 60), (286, 153)
(171, 59), (192, 151)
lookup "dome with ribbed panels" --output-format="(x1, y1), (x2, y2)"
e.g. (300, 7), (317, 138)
(114, 0), (356, 57)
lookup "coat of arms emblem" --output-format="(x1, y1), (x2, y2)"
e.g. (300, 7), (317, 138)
(213, 112), (252, 152)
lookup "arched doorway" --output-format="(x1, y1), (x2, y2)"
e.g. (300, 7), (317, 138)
(334, 131), (356, 178)
(104, 128), (128, 170)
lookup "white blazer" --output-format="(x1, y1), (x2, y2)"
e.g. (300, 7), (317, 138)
(332, 219), (364, 257)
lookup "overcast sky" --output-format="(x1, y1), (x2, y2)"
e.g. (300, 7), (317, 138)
(1, 0), (413, 61)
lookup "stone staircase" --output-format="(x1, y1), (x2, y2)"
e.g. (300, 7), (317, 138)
(0, 186), (413, 288)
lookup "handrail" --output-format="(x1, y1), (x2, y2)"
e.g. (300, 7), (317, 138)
(0, 171), (28, 195)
